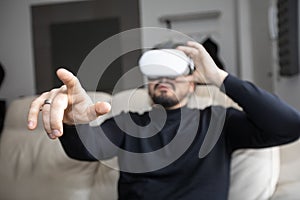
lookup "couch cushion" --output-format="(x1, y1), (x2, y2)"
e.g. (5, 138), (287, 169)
(277, 139), (300, 183)
(229, 148), (280, 200)
(271, 139), (300, 199)
(271, 181), (300, 200)
(0, 94), (119, 200)
(110, 88), (152, 117)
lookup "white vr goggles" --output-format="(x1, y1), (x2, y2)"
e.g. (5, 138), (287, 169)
(138, 49), (195, 79)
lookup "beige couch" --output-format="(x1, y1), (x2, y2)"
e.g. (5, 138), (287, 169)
(0, 86), (299, 200)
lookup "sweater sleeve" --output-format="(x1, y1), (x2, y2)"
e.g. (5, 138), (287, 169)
(59, 117), (124, 161)
(223, 74), (300, 151)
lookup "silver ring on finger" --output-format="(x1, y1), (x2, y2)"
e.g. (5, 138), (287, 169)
(40, 99), (52, 111)
(43, 99), (52, 106)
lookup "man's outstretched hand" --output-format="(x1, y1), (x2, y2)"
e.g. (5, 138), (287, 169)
(27, 68), (111, 139)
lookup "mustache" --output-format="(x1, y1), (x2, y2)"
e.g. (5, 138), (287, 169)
(154, 81), (175, 91)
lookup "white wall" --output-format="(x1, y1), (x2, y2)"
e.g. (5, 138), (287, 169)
(238, 0), (300, 111)
(236, 0), (254, 82)
(0, 0), (84, 105)
(0, 0), (238, 106)
(2, 0), (300, 111)
(0, 0), (35, 105)
(238, 0), (274, 92)
(273, 0), (300, 111)
(275, 77), (300, 111)
(139, 0), (238, 75)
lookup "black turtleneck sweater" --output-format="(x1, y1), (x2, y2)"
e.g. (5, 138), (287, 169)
(60, 74), (300, 200)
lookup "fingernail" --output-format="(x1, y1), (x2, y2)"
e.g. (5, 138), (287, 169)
(52, 130), (61, 137)
(28, 121), (34, 129)
(48, 133), (55, 139)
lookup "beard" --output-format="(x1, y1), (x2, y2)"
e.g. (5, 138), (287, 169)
(151, 93), (179, 108)
(150, 82), (179, 108)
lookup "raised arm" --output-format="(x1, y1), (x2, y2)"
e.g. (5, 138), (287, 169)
(178, 42), (300, 149)
(223, 75), (300, 150)
(178, 41), (300, 150)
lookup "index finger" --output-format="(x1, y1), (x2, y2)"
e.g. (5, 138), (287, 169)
(56, 68), (83, 95)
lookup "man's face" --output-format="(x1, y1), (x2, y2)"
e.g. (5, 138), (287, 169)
(148, 76), (195, 109)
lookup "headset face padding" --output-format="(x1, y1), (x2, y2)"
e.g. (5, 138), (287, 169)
(138, 49), (194, 79)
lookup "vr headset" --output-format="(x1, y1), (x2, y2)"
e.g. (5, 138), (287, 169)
(138, 49), (195, 79)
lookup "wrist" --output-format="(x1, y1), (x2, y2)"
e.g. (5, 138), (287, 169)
(210, 70), (228, 87)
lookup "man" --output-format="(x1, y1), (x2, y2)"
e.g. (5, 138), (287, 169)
(28, 41), (300, 199)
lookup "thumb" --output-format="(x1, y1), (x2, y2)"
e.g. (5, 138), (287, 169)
(94, 101), (111, 116)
